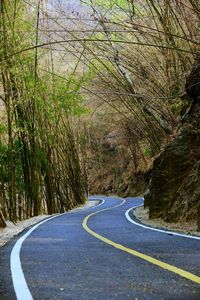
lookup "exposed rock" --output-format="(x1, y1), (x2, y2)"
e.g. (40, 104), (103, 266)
(123, 170), (151, 197)
(145, 125), (200, 223)
(101, 130), (123, 151)
(89, 143), (150, 197)
(145, 57), (200, 230)
(89, 127), (151, 197)
(185, 56), (200, 102)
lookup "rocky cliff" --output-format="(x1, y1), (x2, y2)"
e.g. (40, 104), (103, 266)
(88, 129), (151, 197)
(145, 57), (200, 230)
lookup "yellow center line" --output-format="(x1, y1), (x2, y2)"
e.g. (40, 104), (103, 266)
(82, 205), (200, 285)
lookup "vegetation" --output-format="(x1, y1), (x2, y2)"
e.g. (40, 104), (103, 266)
(0, 0), (199, 227)
(81, 0), (199, 195)
(0, 0), (87, 227)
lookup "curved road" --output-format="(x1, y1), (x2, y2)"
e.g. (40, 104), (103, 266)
(0, 196), (200, 299)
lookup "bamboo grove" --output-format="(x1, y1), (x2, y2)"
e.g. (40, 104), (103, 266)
(0, 0), (87, 227)
(81, 0), (199, 157)
(78, 0), (199, 192)
(0, 0), (200, 227)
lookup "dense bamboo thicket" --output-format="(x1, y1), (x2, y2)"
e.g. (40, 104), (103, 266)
(0, 0), (87, 227)
(80, 0), (199, 156)
(76, 0), (200, 192)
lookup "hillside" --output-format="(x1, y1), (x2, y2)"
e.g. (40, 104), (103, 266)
(145, 57), (200, 231)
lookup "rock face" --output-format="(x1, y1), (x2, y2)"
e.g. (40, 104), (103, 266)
(88, 129), (151, 197)
(145, 125), (200, 222)
(145, 57), (200, 230)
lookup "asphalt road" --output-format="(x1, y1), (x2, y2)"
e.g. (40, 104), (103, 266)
(0, 196), (200, 300)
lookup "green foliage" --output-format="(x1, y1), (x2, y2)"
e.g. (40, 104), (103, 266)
(92, 31), (122, 42)
(83, 0), (129, 10)
(0, 142), (9, 183)
(88, 57), (115, 76)
(37, 148), (47, 174)
(82, 0), (143, 19)
(92, 32), (106, 41)
(0, 0), (88, 223)
(0, 140), (24, 188)
(0, 124), (7, 135)
(143, 147), (152, 157)
(170, 99), (189, 117)
(13, 140), (25, 191)
(51, 76), (87, 116)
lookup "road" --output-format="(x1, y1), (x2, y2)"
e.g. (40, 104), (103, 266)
(0, 196), (200, 299)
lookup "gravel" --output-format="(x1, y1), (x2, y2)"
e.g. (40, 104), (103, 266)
(0, 200), (99, 247)
(134, 206), (200, 237)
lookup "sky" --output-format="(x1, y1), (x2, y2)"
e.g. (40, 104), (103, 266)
(49, 0), (90, 16)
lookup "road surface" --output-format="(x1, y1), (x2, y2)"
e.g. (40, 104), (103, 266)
(0, 196), (200, 299)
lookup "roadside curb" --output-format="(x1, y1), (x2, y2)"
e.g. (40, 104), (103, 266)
(126, 204), (200, 241)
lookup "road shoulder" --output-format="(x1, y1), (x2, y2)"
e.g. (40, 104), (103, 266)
(133, 206), (200, 237)
(0, 200), (99, 248)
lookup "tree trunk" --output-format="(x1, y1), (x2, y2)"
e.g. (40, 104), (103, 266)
(0, 210), (6, 228)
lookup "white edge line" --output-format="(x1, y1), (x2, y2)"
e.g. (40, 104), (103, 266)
(68, 199), (105, 213)
(125, 204), (200, 241)
(10, 214), (62, 300)
(10, 198), (105, 300)
(87, 198), (105, 209)
(86, 197), (126, 218)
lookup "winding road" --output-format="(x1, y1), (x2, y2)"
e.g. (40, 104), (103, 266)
(0, 196), (200, 299)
